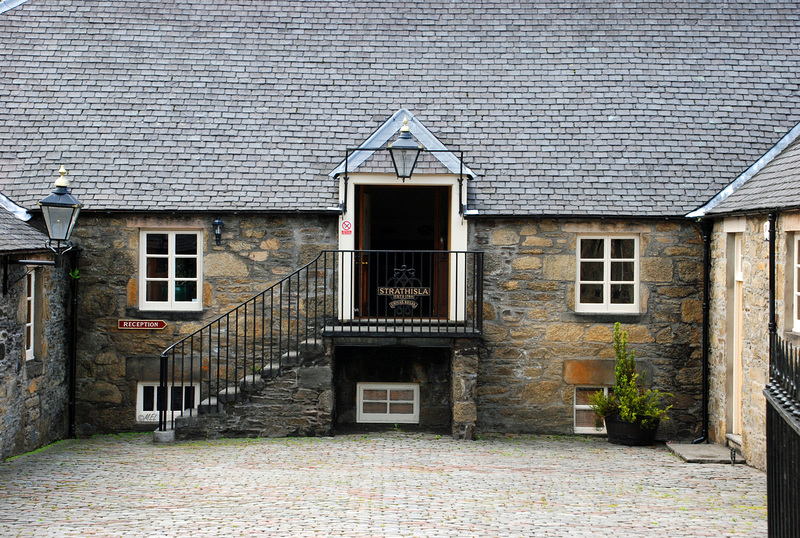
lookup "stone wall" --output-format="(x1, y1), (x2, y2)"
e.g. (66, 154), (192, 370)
(471, 218), (704, 440)
(71, 213), (337, 435)
(0, 258), (69, 461)
(707, 214), (795, 471)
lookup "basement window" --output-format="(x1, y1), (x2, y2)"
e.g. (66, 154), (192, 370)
(574, 386), (611, 434)
(136, 382), (199, 424)
(356, 382), (420, 424)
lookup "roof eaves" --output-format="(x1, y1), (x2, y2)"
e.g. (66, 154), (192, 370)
(687, 122), (800, 218)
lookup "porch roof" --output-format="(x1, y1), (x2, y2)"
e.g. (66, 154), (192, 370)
(1, 1), (799, 218)
(0, 194), (48, 254)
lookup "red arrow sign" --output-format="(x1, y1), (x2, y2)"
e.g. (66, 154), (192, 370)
(118, 320), (167, 330)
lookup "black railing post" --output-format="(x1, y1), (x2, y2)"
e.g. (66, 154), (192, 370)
(158, 352), (168, 431)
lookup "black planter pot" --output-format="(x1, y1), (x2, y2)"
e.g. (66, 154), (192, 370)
(604, 415), (659, 446)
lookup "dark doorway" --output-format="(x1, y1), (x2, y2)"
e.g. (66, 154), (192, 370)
(355, 185), (450, 319)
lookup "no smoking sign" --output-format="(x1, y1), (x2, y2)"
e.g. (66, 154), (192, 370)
(341, 220), (353, 235)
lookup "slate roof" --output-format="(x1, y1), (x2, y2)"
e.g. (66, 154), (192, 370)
(704, 124), (800, 215)
(1, 1), (799, 217)
(0, 194), (48, 254)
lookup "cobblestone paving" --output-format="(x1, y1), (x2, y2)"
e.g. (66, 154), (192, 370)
(0, 433), (766, 537)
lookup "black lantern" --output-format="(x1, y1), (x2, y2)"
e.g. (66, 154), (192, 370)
(212, 218), (224, 245)
(388, 117), (422, 180)
(38, 166), (83, 255)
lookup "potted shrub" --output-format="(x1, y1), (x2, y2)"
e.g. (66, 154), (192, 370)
(589, 322), (672, 445)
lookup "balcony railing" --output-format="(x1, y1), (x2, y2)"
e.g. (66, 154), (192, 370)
(157, 250), (483, 431)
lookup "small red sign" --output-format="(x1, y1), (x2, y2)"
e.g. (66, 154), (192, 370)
(118, 320), (167, 330)
(341, 220), (353, 235)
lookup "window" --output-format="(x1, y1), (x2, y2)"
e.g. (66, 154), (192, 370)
(576, 236), (639, 313)
(139, 231), (203, 311)
(24, 269), (39, 361)
(136, 382), (199, 423)
(574, 387), (611, 434)
(356, 383), (420, 424)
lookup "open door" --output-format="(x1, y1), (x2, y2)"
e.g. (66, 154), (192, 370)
(355, 185), (449, 320)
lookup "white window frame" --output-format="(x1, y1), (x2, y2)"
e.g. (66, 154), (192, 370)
(356, 382), (420, 424)
(24, 269), (38, 361)
(576, 235), (640, 313)
(135, 382), (200, 424)
(574, 386), (611, 434)
(794, 235), (800, 332)
(139, 230), (203, 311)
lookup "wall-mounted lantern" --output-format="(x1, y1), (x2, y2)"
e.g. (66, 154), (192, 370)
(212, 218), (224, 245)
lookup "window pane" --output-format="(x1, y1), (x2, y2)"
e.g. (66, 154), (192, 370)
(575, 409), (598, 428)
(575, 388), (602, 406)
(147, 258), (169, 278)
(580, 284), (603, 304)
(611, 261), (634, 282)
(580, 239), (604, 259)
(580, 261), (604, 281)
(363, 402), (387, 414)
(175, 258), (197, 279)
(146, 234), (168, 255)
(389, 403), (414, 414)
(174, 281), (197, 302)
(611, 238), (635, 259)
(184, 387), (196, 410)
(26, 327), (32, 349)
(146, 281), (169, 302)
(363, 390), (387, 400)
(390, 390), (415, 401)
(611, 284), (634, 304)
(143, 386), (155, 412)
(175, 234), (197, 255)
(171, 386), (183, 411)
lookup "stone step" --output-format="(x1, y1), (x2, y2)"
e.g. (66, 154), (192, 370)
(240, 374), (265, 392)
(198, 396), (219, 414)
(216, 387), (241, 405)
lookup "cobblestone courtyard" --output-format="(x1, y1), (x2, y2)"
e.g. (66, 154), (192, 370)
(0, 433), (766, 537)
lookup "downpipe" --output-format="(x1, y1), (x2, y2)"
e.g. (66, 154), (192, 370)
(693, 219), (712, 444)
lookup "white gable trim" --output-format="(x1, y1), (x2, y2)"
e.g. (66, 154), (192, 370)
(0, 0), (31, 15)
(0, 192), (31, 221)
(329, 108), (475, 179)
(687, 122), (800, 218)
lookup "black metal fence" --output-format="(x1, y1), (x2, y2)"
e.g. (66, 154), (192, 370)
(157, 250), (483, 430)
(766, 333), (800, 537)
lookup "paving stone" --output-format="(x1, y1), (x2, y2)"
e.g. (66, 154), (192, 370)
(0, 433), (766, 537)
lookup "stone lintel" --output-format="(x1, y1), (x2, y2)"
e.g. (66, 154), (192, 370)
(563, 359), (615, 386)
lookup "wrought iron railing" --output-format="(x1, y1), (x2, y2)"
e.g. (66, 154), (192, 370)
(765, 333), (800, 537)
(157, 250), (483, 431)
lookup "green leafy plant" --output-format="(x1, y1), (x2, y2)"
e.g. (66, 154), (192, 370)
(69, 268), (80, 280)
(589, 322), (672, 430)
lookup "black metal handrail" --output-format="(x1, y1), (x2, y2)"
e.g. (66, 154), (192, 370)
(157, 250), (483, 431)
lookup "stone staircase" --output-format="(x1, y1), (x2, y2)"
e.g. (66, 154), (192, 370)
(174, 338), (334, 440)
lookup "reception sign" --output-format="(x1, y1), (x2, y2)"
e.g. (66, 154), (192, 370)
(118, 320), (167, 330)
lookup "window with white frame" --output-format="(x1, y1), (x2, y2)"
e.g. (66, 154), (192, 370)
(24, 269), (38, 361)
(576, 235), (639, 313)
(356, 383), (420, 424)
(574, 387), (611, 434)
(135, 382), (199, 423)
(139, 231), (203, 311)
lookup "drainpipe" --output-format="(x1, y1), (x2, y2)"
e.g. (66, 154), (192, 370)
(768, 213), (776, 361)
(67, 248), (81, 438)
(693, 219), (712, 444)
